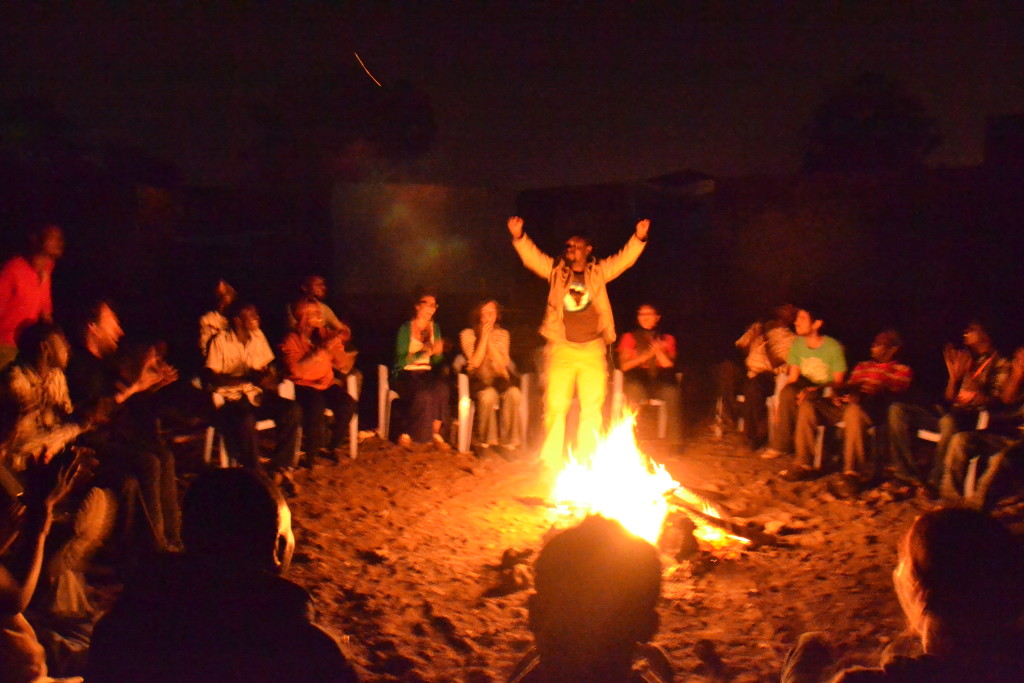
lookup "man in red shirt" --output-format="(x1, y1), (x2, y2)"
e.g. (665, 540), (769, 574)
(0, 224), (64, 370)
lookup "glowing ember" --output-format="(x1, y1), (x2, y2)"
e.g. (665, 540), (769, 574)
(552, 413), (750, 551)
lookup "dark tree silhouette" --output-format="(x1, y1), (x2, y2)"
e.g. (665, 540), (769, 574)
(803, 71), (941, 173)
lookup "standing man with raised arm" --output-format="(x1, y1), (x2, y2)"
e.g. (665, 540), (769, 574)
(508, 216), (649, 468)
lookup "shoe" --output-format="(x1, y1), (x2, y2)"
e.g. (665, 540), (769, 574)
(759, 448), (786, 460)
(836, 473), (860, 498)
(272, 470), (301, 497)
(780, 466), (819, 482)
(432, 434), (452, 452)
(398, 434), (414, 450)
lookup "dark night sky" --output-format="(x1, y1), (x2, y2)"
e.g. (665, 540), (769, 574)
(3, 3), (1023, 189)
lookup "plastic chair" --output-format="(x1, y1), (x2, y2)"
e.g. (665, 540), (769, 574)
(612, 369), (682, 440)
(378, 365), (399, 440)
(203, 379), (302, 468)
(456, 372), (531, 453)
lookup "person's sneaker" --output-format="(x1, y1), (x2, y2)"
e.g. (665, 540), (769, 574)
(398, 433), (414, 450)
(759, 448), (786, 460)
(432, 433), (452, 451)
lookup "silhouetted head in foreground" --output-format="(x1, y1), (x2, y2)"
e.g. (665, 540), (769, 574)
(182, 468), (295, 575)
(527, 515), (662, 682)
(893, 507), (1024, 655)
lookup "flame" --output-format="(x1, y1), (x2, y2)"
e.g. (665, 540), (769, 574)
(551, 412), (749, 551)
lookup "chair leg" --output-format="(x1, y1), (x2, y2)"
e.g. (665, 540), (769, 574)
(203, 426), (215, 466)
(218, 435), (230, 469)
(964, 456), (980, 498)
(657, 403), (668, 440)
(813, 425), (825, 470)
(347, 374), (359, 460)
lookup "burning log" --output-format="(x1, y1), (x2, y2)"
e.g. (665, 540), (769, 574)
(666, 488), (783, 549)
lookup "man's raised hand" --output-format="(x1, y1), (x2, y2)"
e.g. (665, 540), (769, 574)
(507, 216), (524, 239)
(635, 219), (650, 241)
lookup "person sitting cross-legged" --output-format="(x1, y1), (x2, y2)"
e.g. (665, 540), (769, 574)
(508, 515), (673, 683)
(87, 468), (361, 683)
(204, 301), (301, 490)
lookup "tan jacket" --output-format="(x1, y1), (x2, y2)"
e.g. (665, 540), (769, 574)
(512, 232), (646, 345)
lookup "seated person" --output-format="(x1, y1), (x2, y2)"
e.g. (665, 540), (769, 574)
(66, 301), (181, 552)
(508, 515), (672, 683)
(781, 508), (1024, 683)
(617, 304), (682, 442)
(280, 298), (356, 466)
(763, 306), (847, 479)
(205, 302), (301, 486)
(392, 290), (450, 450)
(0, 324), (115, 620)
(0, 451), (89, 683)
(792, 330), (912, 492)
(938, 344), (1024, 505)
(888, 320), (1009, 488)
(734, 304), (796, 447)
(285, 274), (350, 336)
(459, 299), (522, 451)
(198, 278), (236, 358)
(87, 468), (360, 683)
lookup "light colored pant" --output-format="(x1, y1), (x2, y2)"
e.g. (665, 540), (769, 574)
(794, 400), (874, 473)
(475, 384), (522, 446)
(541, 339), (607, 467)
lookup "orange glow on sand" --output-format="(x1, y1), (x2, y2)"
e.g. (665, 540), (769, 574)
(551, 412), (750, 551)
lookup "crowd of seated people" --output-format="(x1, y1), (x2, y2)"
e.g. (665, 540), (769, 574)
(5, 216), (1024, 680)
(734, 304), (1024, 506)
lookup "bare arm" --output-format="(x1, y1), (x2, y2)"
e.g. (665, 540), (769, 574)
(0, 453), (84, 616)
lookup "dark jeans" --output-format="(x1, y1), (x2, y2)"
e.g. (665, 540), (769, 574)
(394, 369), (450, 443)
(623, 370), (682, 441)
(293, 383), (357, 457)
(741, 372), (775, 446)
(888, 402), (979, 484)
(214, 393), (302, 472)
(83, 431), (180, 551)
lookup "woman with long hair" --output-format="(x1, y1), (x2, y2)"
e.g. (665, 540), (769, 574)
(459, 299), (521, 452)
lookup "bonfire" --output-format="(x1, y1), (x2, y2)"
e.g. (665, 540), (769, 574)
(551, 413), (752, 554)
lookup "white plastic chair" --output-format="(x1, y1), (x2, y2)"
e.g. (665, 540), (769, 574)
(203, 379), (302, 468)
(612, 369), (681, 440)
(456, 372), (531, 454)
(378, 365), (399, 441)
